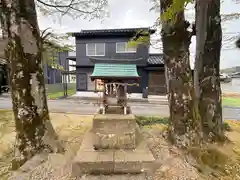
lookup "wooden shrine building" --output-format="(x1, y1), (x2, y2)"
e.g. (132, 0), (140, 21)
(90, 61), (140, 115)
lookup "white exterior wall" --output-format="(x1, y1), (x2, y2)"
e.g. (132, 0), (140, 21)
(62, 58), (76, 83)
(68, 59), (76, 83)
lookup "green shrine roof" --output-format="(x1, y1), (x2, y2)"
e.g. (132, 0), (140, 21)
(91, 63), (140, 80)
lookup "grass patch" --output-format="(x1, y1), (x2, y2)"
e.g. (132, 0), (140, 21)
(47, 89), (75, 99)
(136, 116), (168, 126)
(223, 122), (232, 132)
(222, 97), (240, 107)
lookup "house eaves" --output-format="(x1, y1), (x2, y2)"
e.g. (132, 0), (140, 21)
(71, 27), (156, 37)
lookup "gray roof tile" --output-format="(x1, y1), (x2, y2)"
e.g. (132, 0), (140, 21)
(71, 27), (156, 37)
(147, 54), (164, 65)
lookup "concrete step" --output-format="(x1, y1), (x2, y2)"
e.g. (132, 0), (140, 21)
(72, 131), (155, 176)
(79, 174), (147, 180)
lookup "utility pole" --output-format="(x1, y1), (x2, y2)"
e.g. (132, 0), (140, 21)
(65, 55), (68, 97)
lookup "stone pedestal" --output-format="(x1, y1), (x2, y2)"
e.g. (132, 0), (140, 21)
(72, 113), (155, 176)
(92, 114), (136, 149)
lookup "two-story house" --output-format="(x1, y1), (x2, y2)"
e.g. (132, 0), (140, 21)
(69, 27), (166, 95)
(43, 51), (71, 84)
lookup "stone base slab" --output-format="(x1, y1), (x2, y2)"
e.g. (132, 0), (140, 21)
(72, 131), (155, 175)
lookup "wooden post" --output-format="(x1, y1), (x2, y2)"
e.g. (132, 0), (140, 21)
(124, 84), (127, 115)
(124, 84), (127, 106)
(98, 80), (107, 114)
(102, 82), (107, 114)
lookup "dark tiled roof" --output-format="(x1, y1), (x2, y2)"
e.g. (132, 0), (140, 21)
(147, 54), (164, 65)
(71, 27), (156, 37)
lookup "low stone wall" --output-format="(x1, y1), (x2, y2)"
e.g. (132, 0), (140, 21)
(45, 83), (76, 94)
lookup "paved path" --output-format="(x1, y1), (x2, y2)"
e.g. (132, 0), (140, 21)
(0, 96), (240, 119)
(0, 96), (170, 117)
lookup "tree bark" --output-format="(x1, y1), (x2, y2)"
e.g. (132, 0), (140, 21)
(236, 37), (240, 48)
(164, 64), (169, 95)
(195, 0), (224, 140)
(1, 0), (64, 169)
(0, 66), (2, 95)
(160, 0), (202, 147)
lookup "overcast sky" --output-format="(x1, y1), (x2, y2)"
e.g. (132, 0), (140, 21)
(37, 0), (240, 69)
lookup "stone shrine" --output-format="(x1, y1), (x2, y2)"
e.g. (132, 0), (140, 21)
(72, 62), (155, 176)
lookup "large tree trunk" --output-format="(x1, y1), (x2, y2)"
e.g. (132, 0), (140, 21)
(1, 0), (64, 169)
(195, 0), (224, 140)
(160, 0), (202, 147)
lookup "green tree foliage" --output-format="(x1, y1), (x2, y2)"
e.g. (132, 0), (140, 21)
(148, 0), (240, 49)
(160, 0), (192, 22)
(127, 0), (194, 50)
(128, 30), (152, 48)
(41, 30), (73, 70)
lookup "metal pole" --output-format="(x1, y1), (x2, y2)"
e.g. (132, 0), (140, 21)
(64, 74), (67, 97)
(65, 57), (68, 97)
(63, 73), (65, 97)
(66, 73), (68, 96)
(62, 72), (65, 97)
(63, 73), (67, 97)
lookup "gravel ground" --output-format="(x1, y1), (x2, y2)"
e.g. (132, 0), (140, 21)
(9, 128), (203, 180)
(144, 129), (202, 180)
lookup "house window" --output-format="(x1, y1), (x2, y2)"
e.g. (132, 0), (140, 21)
(86, 43), (105, 56)
(116, 42), (136, 53)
